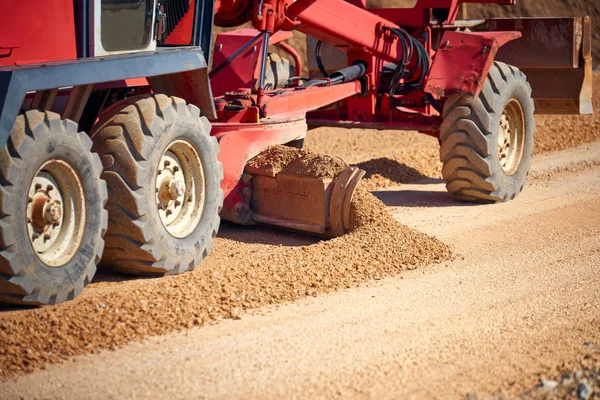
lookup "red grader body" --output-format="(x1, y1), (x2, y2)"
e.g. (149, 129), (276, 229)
(0, 0), (592, 305)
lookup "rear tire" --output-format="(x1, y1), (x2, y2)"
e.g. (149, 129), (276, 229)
(439, 62), (535, 202)
(91, 94), (223, 275)
(0, 111), (107, 305)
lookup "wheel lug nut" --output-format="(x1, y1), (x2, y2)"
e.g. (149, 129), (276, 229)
(166, 209), (172, 216)
(173, 166), (179, 173)
(32, 233), (40, 240)
(46, 185), (53, 192)
(43, 234), (51, 242)
(164, 160), (171, 167)
(53, 221), (60, 227)
(34, 183), (41, 191)
(174, 200), (181, 207)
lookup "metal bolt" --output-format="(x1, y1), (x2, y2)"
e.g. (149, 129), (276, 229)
(174, 200), (181, 207)
(164, 160), (171, 168)
(166, 209), (172, 216)
(34, 183), (42, 191)
(46, 184), (53, 192)
(173, 166), (180, 173)
(32, 233), (40, 240)
(43, 234), (51, 242)
(52, 221), (60, 227)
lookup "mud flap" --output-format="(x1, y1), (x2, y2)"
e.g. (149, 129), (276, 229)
(486, 17), (593, 115)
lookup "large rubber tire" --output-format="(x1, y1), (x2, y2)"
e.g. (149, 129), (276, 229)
(91, 94), (223, 275)
(0, 111), (108, 305)
(440, 62), (535, 202)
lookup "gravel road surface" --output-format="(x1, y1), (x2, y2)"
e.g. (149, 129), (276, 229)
(2, 141), (599, 400)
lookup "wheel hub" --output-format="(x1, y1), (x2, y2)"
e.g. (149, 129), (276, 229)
(155, 141), (205, 238)
(497, 99), (526, 175)
(27, 161), (85, 266)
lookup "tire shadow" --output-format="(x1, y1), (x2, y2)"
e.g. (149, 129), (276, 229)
(89, 222), (318, 286)
(217, 221), (318, 246)
(353, 157), (432, 185)
(373, 178), (481, 208)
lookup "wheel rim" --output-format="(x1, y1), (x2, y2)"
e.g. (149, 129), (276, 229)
(155, 140), (205, 238)
(27, 159), (86, 267)
(497, 99), (526, 175)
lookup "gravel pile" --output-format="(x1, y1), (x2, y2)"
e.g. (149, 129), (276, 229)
(0, 147), (452, 379)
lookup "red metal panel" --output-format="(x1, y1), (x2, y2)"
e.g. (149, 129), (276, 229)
(211, 29), (264, 97)
(261, 81), (361, 118)
(163, 0), (196, 45)
(0, 0), (77, 66)
(424, 30), (521, 98)
(210, 29), (296, 97)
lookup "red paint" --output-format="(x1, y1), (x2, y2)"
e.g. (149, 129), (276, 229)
(424, 31), (521, 97)
(164, 0), (196, 45)
(0, 0), (77, 66)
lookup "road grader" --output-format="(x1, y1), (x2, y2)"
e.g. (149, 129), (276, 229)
(0, 0), (592, 304)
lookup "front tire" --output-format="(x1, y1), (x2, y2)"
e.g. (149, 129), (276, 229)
(92, 94), (223, 275)
(0, 111), (107, 305)
(439, 62), (535, 202)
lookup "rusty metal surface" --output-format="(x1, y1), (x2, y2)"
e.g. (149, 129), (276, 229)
(485, 17), (593, 115)
(249, 165), (365, 238)
(487, 17), (584, 69)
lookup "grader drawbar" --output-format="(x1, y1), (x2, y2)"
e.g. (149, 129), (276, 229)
(0, 0), (592, 305)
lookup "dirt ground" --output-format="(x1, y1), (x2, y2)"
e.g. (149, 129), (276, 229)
(2, 139), (599, 400)
(1, 4), (599, 396)
(0, 68), (598, 395)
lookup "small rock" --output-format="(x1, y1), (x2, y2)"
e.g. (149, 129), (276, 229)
(540, 379), (558, 391)
(575, 370), (584, 379)
(577, 382), (593, 400)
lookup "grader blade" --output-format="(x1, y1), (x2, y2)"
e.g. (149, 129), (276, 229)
(246, 164), (365, 238)
(486, 17), (593, 115)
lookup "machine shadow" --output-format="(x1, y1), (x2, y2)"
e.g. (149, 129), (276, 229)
(90, 223), (318, 286)
(372, 178), (481, 208)
(353, 157), (431, 185)
(217, 221), (319, 246)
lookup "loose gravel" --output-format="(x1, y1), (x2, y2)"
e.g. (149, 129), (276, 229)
(0, 148), (451, 379)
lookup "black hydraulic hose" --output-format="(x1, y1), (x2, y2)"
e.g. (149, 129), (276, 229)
(382, 26), (431, 107)
(301, 62), (367, 88)
(315, 40), (330, 78)
(329, 63), (367, 84)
